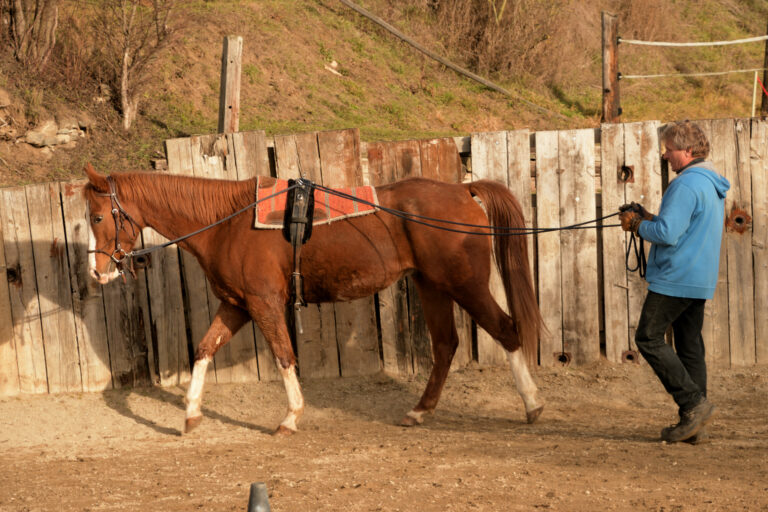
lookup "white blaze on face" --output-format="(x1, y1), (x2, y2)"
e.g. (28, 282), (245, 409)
(87, 204), (120, 284)
(506, 349), (541, 413)
(278, 361), (304, 432)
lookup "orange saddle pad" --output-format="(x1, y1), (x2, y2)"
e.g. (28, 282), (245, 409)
(253, 176), (379, 229)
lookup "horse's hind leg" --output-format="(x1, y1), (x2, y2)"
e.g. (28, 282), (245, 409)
(247, 296), (303, 436)
(455, 288), (544, 424)
(400, 276), (460, 426)
(185, 302), (250, 433)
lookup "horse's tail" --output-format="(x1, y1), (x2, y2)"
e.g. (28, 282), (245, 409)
(468, 179), (544, 362)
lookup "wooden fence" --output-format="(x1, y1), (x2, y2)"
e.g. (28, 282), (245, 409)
(1, 118), (766, 397)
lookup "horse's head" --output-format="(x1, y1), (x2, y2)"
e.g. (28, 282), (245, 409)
(84, 164), (143, 284)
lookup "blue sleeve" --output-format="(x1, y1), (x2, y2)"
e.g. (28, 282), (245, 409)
(637, 182), (696, 246)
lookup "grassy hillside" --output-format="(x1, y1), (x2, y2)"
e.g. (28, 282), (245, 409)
(1, 0), (767, 186)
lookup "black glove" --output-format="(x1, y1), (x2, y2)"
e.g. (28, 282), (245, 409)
(619, 202), (653, 220)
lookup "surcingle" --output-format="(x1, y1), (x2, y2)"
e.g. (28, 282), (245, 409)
(253, 176), (378, 229)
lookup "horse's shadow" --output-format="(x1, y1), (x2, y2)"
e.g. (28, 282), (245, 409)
(1, 238), (277, 433)
(2, 239), (431, 436)
(99, 384), (273, 436)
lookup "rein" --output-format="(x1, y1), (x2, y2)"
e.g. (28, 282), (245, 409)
(89, 177), (643, 279)
(87, 177), (300, 279)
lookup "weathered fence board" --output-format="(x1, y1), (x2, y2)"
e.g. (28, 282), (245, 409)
(600, 123), (630, 363)
(190, 133), (263, 383)
(471, 130), (510, 367)
(142, 224), (189, 386)
(273, 131), (341, 380)
(165, 136), (217, 384)
(558, 129), (600, 365)
(725, 118), (756, 367)
(0, 209), (20, 396)
(505, 130), (535, 366)
(1, 187), (48, 393)
(751, 119), (768, 364)
(701, 119), (734, 368)
(418, 137), (472, 371)
(366, 139), (418, 376)
(622, 121), (663, 354)
(227, 131), (276, 382)
(534, 131), (564, 366)
(317, 129), (380, 377)
(25, 183), (82, 392)
(60, 180), (113, 391)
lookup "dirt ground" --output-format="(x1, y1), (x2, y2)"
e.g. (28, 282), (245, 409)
(0, 360), (766, 512)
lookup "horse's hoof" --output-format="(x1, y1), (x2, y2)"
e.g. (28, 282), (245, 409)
(273, 425), (296, 436)
(399, 411), (424, 427)
(184, 415), (203, 433)
(526, 405), (544, 424)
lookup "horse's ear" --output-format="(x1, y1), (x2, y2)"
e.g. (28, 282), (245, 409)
(84, 163), (108, 192)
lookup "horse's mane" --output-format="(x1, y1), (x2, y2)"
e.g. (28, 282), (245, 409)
(115, 172), (258, 224)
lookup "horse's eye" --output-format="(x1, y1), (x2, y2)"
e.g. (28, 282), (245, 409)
(93, 215), (104, 224)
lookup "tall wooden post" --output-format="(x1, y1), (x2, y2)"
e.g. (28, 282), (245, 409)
(761, 21), (768, 116)
(602, 12), (620, 123)
(218, 36), (243, 134)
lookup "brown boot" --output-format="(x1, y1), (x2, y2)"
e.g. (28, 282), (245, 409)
(660, 399), (716, 443)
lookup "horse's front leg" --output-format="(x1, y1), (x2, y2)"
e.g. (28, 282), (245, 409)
(248, 296), (304, 436)
(184, 301), (250, 433)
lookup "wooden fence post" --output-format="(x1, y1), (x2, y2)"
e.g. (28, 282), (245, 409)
(218, 35), (243, 134)
(761, 21), (768, 116)
(602, 12), (621, 123)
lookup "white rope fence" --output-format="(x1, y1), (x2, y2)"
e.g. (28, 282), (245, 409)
(619, 35), (768, 47)
(618, 33), (768, 80)
(622, 68), (767, 80)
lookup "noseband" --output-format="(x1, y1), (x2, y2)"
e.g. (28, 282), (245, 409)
(88, 176), (141, 279)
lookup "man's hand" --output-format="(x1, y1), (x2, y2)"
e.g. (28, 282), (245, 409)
(619, 202), (654, 221)
(620, 210), (643, 232)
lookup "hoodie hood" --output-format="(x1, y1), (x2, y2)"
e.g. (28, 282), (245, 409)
(681, 161), (730, 199)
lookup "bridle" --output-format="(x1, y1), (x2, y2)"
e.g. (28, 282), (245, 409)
(88, 176), (142, 280)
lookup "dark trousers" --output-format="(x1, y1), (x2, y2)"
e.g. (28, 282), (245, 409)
(635, 291), (707, 413)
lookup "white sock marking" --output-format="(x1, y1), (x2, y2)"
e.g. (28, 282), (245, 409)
(185, 356), (211, 419)
(507, 349), (541, 413)
(278, 361), (304, 431)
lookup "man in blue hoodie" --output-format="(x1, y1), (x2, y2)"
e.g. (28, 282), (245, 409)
(619, 120), (730, 444)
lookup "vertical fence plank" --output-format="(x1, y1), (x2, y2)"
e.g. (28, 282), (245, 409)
(227, 130), (276, 382)
(600, 123), (630, 363)
(419, 137), (472, 371)
(366, 140), (417, 377)
(751, 119), (768, 364)
(272, 132), (340, 380)
(506, 130), (536, 366)
(166, 136), (217, 384)
(701, 119), (732, 368)
(317, 129), (380, 377)
(622, 122), (663, 353)
(25, 183), (82, 392)
(143, 227), (189, 386)
(535, 131), (563, 366)
(60, 181), (113, 391)
(188, 133), (261, 383)
(558, 129), (600, 365)
(724, 118), (755, 366)
(0, 204), (20, 396)
(471, 131), (510, 366)
(1, 187), (48, 393)
(140, 163), (190, 392)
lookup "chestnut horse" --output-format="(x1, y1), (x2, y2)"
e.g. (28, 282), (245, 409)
(84, 164), (544, 435)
